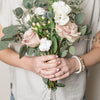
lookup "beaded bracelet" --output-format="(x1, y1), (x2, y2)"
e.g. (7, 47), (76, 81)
(72, 56), (86, 74)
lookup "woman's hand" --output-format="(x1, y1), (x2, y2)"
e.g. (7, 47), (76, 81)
(49, 58), (80, 81)
(24, 55), (61, 78)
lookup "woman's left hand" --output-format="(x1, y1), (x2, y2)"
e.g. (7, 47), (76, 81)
(50, 57), (80, 81)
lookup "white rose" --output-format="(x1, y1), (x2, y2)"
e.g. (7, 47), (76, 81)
(39, 38), (52, 51)
(52, 1), (71, 26)
(34, 7), (46, 15)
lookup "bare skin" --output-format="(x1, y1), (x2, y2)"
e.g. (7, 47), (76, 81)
(50, 32), (100, 81)
(0, 24), (100, 81)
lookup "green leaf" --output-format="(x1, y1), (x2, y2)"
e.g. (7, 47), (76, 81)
(13, 7), (23, 19)
(75, 13), (85, 25)
(52, 36), (58, 54)
(34, 48), (41, 56)
(67, 40), (73, 46)
(3, 25), (19, 36)
(42, 78), (48, 84)
(23, 0), (33, 9)
(27, 47), (35, 56)
(56, 83), (65, 87)
(75, 0), (84, 5)
(69, 46), (75, 55)
(19, 45), (27, 59)
(85, 26), (92, 35)
(79, 25), (87, 35)
(0, 41), (9, 51)
(61, 50), (68, 57)
(1, 35), (16, 42)
(60, 43), (68, 53)
(47, 12), (54, 19)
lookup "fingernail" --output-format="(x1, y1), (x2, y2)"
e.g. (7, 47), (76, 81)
(56, 55), (58, 58)
(51, 75), (55, 78)
(58, 61), (61, 64)
(57, 68), (60, 72)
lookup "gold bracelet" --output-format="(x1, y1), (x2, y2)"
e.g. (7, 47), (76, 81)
(78, 56), (86, 72)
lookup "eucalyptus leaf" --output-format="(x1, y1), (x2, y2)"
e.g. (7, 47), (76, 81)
(60, 43), (68, 53)
(69, 46), (75, 55)
(42, 78), (48, 84)
(61, 50), (68, 57)
(23, 0), (33, 9)
(85, 26), (92, 35)
(52, 36), (58, 54)
(13, 7), (23, 19)
(0, 41), (9, 51)
(1, 35), (16, 42)
(75, 13), (85, 25)
(19, 45), (27, 59)
(56, 83), (65, 87)
(47, 12), (54, 19)
(34, 0), (49, 7)
(3, 25), (19, 36)
(76, 0), (84, 5)
(27, 47), (35, 56)
(79, 25), (87, 35)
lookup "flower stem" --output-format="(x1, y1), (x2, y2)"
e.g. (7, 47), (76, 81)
(56, 38), (63, 55)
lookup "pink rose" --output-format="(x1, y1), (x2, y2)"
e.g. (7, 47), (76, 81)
(56, 21), (81, 42)
(22, 28), (40, 47)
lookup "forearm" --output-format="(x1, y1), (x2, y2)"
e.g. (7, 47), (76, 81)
(0, 48), (29, 70)
(81, 47), (100, 68)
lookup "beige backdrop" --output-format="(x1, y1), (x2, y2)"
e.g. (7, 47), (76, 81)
(0, 63), (100, 100)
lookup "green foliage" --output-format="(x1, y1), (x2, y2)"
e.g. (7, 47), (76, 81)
(47, 12), (54, 19)
(34, 47), (41, 56)
(75, 0), (84, 5)
(56, 83), (65, 87)
(1, 35), (16, 43)
(42, 78), (48, 84)
(75, 13), (85, 25)
(60, 43), (68, 53)
(34, 0), (49, 7)
(51, 36), (58, 54)
(19, 45), (27, 58)
(69, 46), (75, 55)
(13, 7), (23, 19)
(61, 50), (68, 57)
(0, 41), (9, 51)
(3, 25), (19, 36)
(27, 47), (35, 56)
(85, 26), (92, 35)
(79, 25), (87, 35)
(23, 0), (33, 9)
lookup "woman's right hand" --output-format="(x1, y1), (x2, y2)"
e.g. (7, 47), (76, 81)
(24, 55), (61, 79)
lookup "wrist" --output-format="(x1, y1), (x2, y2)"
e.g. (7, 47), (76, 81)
(72, 58), (80, 71)
(20, 56), (32, 71)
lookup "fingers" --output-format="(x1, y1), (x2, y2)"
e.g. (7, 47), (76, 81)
(50, 72), (70, 81)
(42, 62), (59, 70)
(47, 58), (61, 64)
(40, 55), (58, 62)
(41, 68), (60, 76)
(40, 68), (60, 79)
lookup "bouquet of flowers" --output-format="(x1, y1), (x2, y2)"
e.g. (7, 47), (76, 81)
(0, 0), (91, 99)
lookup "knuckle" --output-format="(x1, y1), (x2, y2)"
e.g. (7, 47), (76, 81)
(54, 62), (58, 67)
(53, 55), (56, 59)
(67, 72), (70, 76)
